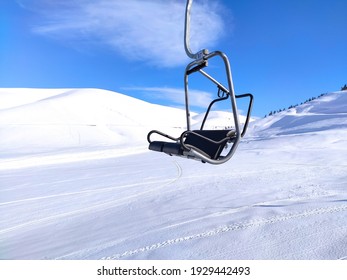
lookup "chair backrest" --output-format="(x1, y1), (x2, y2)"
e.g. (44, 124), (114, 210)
(184, 130), (236, 159)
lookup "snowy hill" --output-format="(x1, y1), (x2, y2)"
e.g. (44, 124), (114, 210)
(244, 90), (347, 170)
(0, 88), (186, 156)
(0, 88), (346, 260)
(251, 91), (347, 137)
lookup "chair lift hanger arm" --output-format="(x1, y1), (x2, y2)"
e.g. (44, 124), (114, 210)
(184, 0), (209, 60)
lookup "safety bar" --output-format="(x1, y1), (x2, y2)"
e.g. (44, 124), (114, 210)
(200, 89), (229, 130)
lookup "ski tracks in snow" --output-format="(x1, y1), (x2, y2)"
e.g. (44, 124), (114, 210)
(102, 203), (347, 260)
(0, 160), (182, 236)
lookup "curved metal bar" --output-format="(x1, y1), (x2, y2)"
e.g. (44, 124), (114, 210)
(184, 0), (195, 59)
(179, 130), (236, 164)
(200, 92), (229, 130)
(184, 0), (208, 60)
(147, 130), (179, 144)
(189, 148), (236, 165)
(235, 93), (254, 137)
(196, 51), (242, 164)
(189, 50), (242, 138)
(180, 130), (233, 147)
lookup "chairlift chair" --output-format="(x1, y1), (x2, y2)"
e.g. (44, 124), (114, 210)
(147, 0), (253, 165)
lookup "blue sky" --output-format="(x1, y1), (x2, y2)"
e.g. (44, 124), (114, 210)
(1, 0), (346, 117)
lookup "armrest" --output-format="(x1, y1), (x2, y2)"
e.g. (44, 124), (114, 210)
(236, 93), (254, 137)
(147, 130), (179, 144)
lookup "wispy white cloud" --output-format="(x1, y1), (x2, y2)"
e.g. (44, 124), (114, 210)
(18, 0), (227, 67)
(125, 86), (214, 108)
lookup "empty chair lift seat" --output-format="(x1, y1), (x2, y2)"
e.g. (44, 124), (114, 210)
(149, 129), (236, 160)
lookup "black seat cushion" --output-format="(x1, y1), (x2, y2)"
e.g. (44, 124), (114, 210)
(184, 130), (235, 159)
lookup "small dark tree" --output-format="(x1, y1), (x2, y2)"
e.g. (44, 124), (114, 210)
(341, 84), (347, 91)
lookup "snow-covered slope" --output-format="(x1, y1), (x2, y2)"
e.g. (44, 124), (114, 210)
(0, 88), (186, 155)
(247, 91), (347, 162)
(0, 88), (346, 260)
(251, 91), (347, 137)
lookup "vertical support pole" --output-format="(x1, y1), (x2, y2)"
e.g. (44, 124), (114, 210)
(184, 0), (193, 130)
(184, 0), (195, 59)
(184, 70), (191, 130)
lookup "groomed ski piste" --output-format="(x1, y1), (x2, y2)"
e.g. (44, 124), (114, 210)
(0, 88), (346, 260)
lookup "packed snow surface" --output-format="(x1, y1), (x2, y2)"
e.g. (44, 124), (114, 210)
(0, 88), (346, 260)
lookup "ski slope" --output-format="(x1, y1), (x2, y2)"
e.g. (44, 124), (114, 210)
(0, 88), (346, 260)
